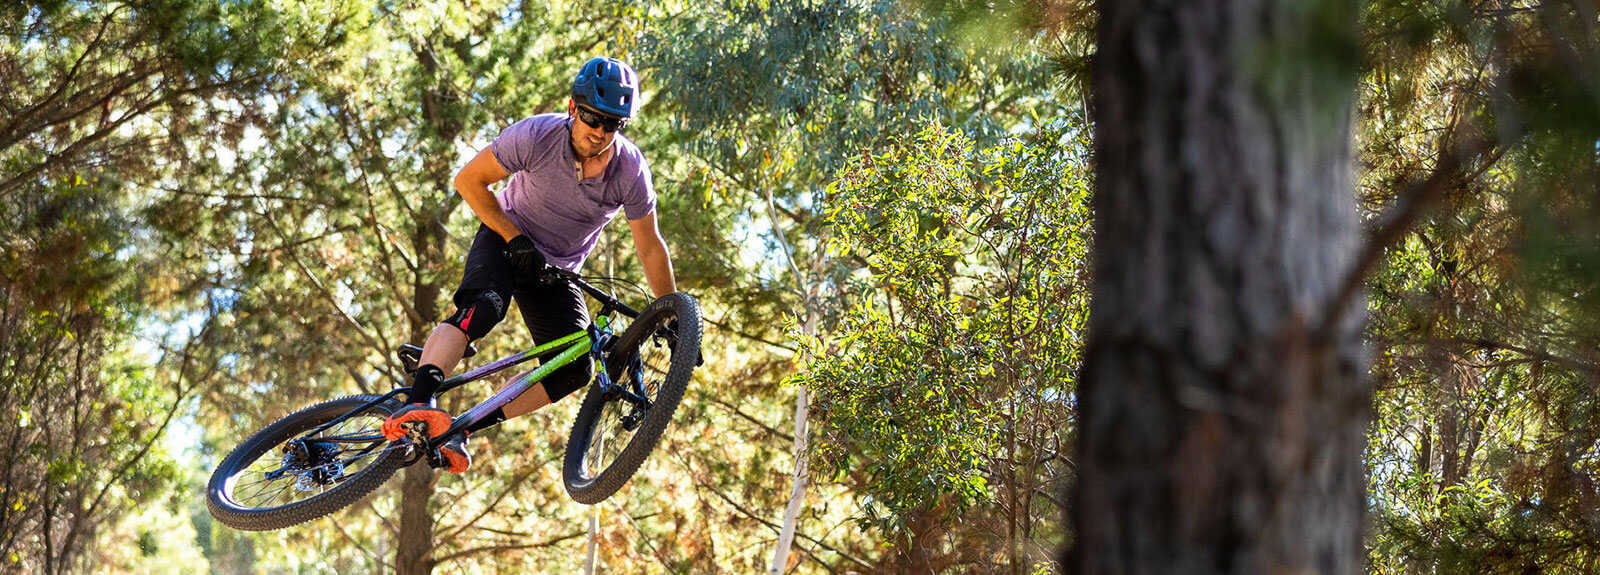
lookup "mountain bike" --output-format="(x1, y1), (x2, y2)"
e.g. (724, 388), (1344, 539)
(205, 268), (701, 531)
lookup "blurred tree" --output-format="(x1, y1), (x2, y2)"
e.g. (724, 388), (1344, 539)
(0, 0), (330, 196)
(1070, 0), (1369, 573)
(0, 173), (194, 575)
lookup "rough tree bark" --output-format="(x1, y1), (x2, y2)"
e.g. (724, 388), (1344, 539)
(1069, 1), (1368, 573)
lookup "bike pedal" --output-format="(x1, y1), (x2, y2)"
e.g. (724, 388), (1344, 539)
(423, 447), (447, 470)
(402, 423), (434, 445)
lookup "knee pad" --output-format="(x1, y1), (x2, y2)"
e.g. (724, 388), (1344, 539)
(444, 291), (507, 341)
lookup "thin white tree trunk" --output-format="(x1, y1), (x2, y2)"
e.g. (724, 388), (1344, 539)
(585, 429), (609, 575)
(765, 185), (821, 574)
(769, 385), (810, 574)
(583, 506), (600, 574)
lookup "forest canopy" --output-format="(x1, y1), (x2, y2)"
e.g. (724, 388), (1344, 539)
(2, 0), (1598, 573)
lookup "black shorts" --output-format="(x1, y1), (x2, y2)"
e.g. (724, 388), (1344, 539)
(453, 224), (592, 402)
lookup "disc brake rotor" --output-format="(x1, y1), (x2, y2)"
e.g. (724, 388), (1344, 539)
(294, 461), (346, 491)
(280, 439), (346, 491)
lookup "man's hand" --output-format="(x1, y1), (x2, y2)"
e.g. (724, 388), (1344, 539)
(503, 235), (547, 279)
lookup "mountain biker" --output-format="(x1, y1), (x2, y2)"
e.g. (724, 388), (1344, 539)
(380, 57), (676, 474)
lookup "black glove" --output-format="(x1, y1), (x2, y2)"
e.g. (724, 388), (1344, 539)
(503, 235), (546, 280)
(666, 319), (704, 367)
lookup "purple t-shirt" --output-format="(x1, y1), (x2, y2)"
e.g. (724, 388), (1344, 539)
(491, 113), (655, 272)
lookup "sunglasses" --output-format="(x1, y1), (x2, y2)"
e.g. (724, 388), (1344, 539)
(575, 106), (627, 133)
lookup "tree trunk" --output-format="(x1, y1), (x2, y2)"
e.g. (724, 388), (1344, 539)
(1438, 360), (1466, 489)
(393, 211), (447, 575)
(769, 386), (810, 575)
(391, 33), (464, 574)
(584, 506), (600, 574)
(395, 465), (437, 575)
(1070, 1), (1367, 573)
(769, 190), (825, 574)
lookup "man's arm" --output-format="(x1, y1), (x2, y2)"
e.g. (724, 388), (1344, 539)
(628, 212), (677, 297)
(453, 147), (521, 242)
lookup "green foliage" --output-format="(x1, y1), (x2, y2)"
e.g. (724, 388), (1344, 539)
(0, 119), (191, 569)
(19, 0), (1600, 572)
(1360, 1), (1600, 572)
(638, 0), (1062, 337)
(791, 119), (1087, 563)
(643, 0), (1050, 184)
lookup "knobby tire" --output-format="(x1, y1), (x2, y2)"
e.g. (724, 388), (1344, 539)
(207, 395), (407, 531)
(563, 292), (702, 504)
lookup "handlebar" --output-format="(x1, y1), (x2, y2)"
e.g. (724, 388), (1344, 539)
(540, 267), (642, 319)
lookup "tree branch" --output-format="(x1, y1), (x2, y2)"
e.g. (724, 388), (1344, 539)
(1322, 127), (1499, 336)
(703, 393), (795, 444)
(431, 531), (588, 564)
(688, 465), (873, 571)
(430, 463), (541, 553)
(259, 207), (392, 360)
(703, 314), (795, 352)
(0, 5), (127, 143)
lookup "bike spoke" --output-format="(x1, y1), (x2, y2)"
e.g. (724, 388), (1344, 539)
(230, 473), (280, 491)
(584, 399), (626, 477)
(223, 410), (398, 511)
(243, 479), (294, 507)
(335, 443), (408, 467)
(314, 432), (386, 443)
(582, 314), (679, 480)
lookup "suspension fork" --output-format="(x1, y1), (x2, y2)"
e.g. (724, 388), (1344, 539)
(590, 316), (650, 406)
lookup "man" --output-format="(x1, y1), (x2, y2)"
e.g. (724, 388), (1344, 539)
(379, 57), (676, 474)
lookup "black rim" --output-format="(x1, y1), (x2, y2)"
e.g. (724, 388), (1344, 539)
(577, 311), (677, 482)
(219, 404), (406, 512)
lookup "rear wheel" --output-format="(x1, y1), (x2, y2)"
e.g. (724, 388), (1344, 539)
(563, 292), (701, 504)
(207, 395), (411, 531)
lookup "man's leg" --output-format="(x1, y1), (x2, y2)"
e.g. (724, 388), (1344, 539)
(409, 225), (514, 404)
(418, 322), (471, 376)
(503, 382), (552, 418)
(471, 278), (592, 428)
(409, 288), (505, 403)
(385, 225), (513, 448)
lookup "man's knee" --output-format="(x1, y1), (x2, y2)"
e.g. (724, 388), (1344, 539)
(443, 291), (508, 341)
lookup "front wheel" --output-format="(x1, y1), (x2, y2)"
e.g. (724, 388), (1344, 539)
(207, 395), (411, 531)
(564, 292), (702, 504)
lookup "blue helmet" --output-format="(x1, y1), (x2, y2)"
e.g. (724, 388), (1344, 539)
(571, 57), (638, 119)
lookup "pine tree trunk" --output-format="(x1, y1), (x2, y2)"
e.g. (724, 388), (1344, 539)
(1070, 1), (1367, 573)
(391, 35), (463, 574)
(395, 465), (437, 575)
(394, 211), (447, 575)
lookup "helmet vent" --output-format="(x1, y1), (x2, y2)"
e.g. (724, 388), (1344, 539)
(571, 56), (638, 119)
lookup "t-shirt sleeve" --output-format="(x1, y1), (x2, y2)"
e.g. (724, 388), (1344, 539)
(490, 117), (548, 173)
(623, 156), (656, 220)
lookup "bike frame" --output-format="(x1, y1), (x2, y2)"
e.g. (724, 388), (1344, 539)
(303, 272), (651, 456)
